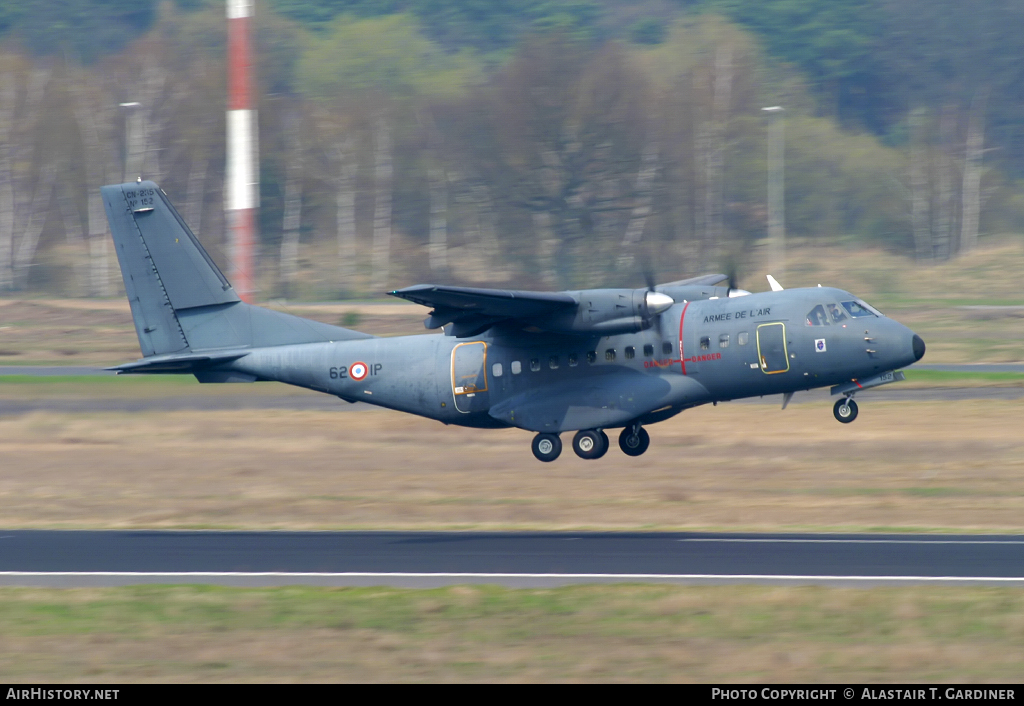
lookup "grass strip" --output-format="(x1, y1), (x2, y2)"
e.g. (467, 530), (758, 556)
(0, 584), (1022, 681)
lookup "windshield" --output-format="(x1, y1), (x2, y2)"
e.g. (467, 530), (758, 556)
(841, 300), (882, 318)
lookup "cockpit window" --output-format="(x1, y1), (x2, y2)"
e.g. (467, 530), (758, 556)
(805, 304), (830, 326)
(827, 303), (848, 323)
(841, 300), (878, 318)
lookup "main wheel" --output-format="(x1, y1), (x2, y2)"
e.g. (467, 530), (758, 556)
(618, 426), (651, 456)
(833, 398), (859, 423)
(593, 430), (610, 459)
(532, 433), (562, 462)
(572, 429), (607, 460)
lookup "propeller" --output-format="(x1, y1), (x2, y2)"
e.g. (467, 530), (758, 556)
(641, 262), (674, 318)
(722, 256), (751, 298)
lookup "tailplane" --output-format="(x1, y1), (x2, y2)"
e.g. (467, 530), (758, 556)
(102, 180), (371, 362)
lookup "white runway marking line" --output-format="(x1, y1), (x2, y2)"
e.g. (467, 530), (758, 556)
(1, 572), (1023, 582)
(678, 539), (1024, 545)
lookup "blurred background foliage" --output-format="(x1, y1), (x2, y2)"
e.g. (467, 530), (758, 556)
(0, 0), (1020, 297)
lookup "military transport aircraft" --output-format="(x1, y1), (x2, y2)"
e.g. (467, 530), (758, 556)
(102, 181), (925, 462)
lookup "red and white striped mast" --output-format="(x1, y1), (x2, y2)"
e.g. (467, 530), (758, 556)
(226, 0), (258, 301)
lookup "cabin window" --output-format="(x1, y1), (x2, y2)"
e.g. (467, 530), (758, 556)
(700, 336), (710, 350)
(625, 346), (635, 359)
(644, 344), (654, 357)
(492, 363), (503, 377)
(605, 349), (616, 361)
(719, 334), (730, 348)
(568, 353), (578, 367)
(662, 341), (673, 355)
(805, 304), (830, 326)
(549, 355), (559, 369)
(530, 358), (541, 372)
(511, 360), (522, 374)
(737, 332), (749, 346)
(587, 351), (597, 364)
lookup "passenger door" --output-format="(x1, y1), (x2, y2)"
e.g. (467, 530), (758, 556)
(756, 322), (790, 374)
(451, 341), (490, 413)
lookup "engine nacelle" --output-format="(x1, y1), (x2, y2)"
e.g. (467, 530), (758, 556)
(534, 289), (675, 335)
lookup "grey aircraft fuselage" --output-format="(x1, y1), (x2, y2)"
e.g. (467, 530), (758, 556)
(226, 288), (920, 432)
(100, 180), (925, 461)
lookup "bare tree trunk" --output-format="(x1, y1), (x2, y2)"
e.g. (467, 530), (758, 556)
(184, 154), (208, 235)
(134, 63), (167, 183)
(12, 160), (56, 289)
(703, 43), (732, 269)
(469, 180), (503, 279)
(0, 71), (15, 291)
(617, 140), (659, 270)
(427, 163), (448, 276)
(533, 211), (558, 287)
(279, 118), (303, 297)
(371, 116), (392, 294)
(932, 106), (956, 261)
(331, 136), (357, 289)
(960, 90), (987, 255)
(58, 181), (88, 295)
(70, 71), (118, 296)
(908, 108), (931, 261)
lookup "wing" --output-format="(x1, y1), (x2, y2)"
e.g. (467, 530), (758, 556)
(390, 284), (577, 337)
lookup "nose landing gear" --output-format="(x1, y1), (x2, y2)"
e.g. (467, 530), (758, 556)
(833, 397), (859, 423)
(618, 424), (651, 456)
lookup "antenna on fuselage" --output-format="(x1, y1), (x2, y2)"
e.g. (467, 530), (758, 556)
(766, 274), (784, 291)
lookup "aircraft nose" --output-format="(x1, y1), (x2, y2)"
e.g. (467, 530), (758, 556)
(912, 334), (926, 362)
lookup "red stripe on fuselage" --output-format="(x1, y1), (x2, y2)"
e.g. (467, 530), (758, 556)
(678, 301), (690, 375)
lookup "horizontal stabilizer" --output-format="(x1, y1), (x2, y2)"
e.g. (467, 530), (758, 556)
(107, 351), (249, 375)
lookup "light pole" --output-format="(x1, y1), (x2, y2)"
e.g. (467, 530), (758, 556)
(119, 102), (141, 183)
(762, 106), (784, 279)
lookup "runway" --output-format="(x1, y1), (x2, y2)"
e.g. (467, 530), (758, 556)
(1, 531), (1023, 588)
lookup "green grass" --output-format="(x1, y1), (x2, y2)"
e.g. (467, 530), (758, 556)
(0, 375), (197, 386)
(903, 370), (1024, 384)
(1, 584), (1023, 681)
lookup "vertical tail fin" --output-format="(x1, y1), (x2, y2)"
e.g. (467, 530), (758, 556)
(102, 181), (240, 356)
(103, 180), (372, 362)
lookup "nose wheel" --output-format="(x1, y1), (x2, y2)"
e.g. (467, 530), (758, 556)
(531, 433), (562, 462)
(833, 398), (858, 423)
(572, 429), (609, 459)
(618, 425), (651, 456)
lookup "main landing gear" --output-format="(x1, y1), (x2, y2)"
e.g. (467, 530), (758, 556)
(531, 424), (651, 462)
(531, 433), (563, 462)
(833, 397), (859, 423)
(572, 429), (609, 460)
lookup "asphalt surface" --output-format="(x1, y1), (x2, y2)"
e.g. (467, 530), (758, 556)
(1, 531), (1023, 587)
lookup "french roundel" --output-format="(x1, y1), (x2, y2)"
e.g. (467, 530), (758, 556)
(349, 361), (369, 381)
